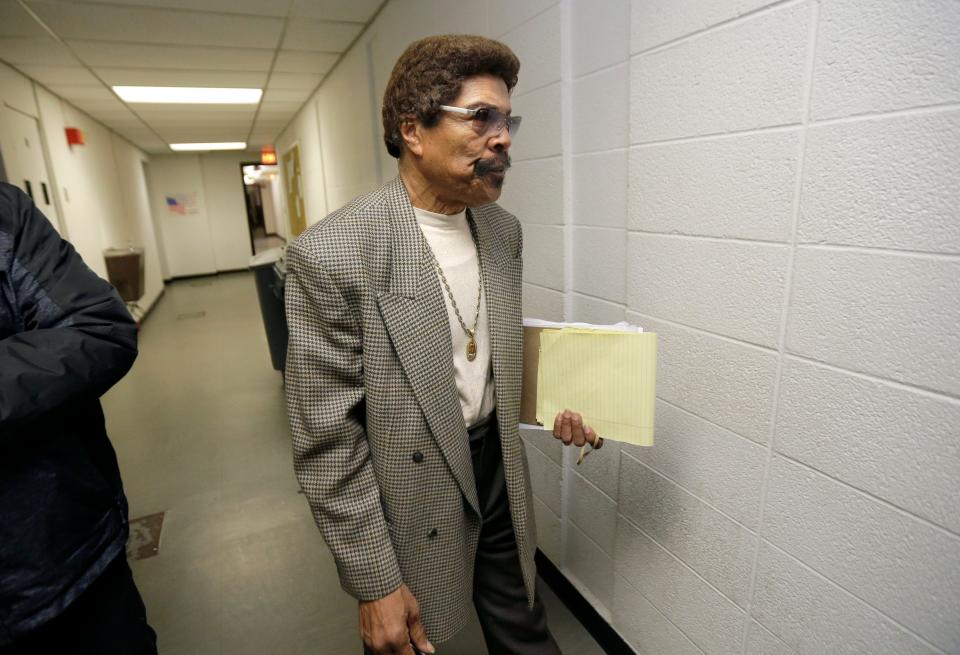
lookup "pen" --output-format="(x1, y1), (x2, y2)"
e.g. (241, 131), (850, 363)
(576, 435), (604, 465)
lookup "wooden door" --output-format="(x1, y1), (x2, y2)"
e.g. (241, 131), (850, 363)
(281, 144), (306, 237)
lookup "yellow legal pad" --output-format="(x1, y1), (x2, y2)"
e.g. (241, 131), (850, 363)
(533, 328), (658, 447)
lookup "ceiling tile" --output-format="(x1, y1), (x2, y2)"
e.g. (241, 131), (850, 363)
(247, 137), (276, 148)
(47, 84), (115, 100)
(89, 111), (138, 125)
(158, 126), (250, 141)
(111, 122), (157, 134)
(290, 0), (381, 23)
(127, 136), (169, 153)
(268, 72), (322, 89)
(250, 133), (283, 144)
(256, 108), (297, 121)
(28, 1), (283, 49)
(0, 36), (78, 65)
(113, 132), (164, 150)
(96, 68), (267, 87)
(67, 97), (129, 112)
(71, 103), (140, 122)
(282, 19), (361, 52)
(148, 119), (252, 130)
(54, 0), (287, 18)
(114, 126), (164, 142)
(67, 40), (274, 72)
(15, 65), (100, 85)
(0, 3), (48, 37)
(251, 119), (288, 130)
(140, 143), (172, 154)
(263, 88), (312, 103)
(135, 106), (257, 121)
(259, 99), (303, 112)
(100, 118), (151, 132)
(273, 50), (338, 74)
(155, 123), (247, 135)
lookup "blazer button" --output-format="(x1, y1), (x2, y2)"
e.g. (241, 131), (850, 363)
(428, 528), (438, 540)
(412, 451), (424, 464)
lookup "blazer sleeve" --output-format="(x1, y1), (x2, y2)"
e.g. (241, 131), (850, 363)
(0, 185), (138, 435)
(284, 239), (403, 601)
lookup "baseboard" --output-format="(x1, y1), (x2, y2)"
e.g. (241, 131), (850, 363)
(167, 267), (249, 282)
(535, 550), (635, 655)
(135, 287), (165, 325)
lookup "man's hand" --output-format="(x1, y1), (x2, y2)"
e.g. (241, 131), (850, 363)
(360, 584), (434, 655)
(552, 409), (602, 449)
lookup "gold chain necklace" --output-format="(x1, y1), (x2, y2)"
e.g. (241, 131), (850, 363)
(423, 217), (483, 362)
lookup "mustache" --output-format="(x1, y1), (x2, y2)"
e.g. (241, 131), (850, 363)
(473, 153), (512, 177)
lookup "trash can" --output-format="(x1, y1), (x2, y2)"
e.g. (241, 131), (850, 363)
(249, 246), (288, 372)
(104, 246), (145, 302)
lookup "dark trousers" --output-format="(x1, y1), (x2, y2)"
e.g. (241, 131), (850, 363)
(1, 554), (157, 655)
(468, 412), (561, 655)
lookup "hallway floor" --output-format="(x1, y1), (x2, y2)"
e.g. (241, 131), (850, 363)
(102, 272), (605, 655)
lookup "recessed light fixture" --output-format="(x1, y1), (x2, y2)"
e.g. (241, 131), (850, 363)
(170, 142), (247, 151)
(113, 86), (262, 104)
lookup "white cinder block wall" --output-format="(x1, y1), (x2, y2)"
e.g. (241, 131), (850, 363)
(277, 0), (960, 652)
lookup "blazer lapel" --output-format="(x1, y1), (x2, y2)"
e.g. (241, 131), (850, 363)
(376, 178), (480, 516)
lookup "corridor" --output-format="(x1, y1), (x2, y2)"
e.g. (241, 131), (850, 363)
(2, 0), (958, 652)
(102, 272), (604, 655)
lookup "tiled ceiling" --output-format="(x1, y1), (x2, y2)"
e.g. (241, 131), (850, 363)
(0, 0), (383, 153)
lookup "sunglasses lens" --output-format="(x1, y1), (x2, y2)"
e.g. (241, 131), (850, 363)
(463, 108), (521, 138)
(471, 108), (494, 134)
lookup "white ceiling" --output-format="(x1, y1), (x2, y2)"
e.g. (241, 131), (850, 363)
(0, 0), (383, 153)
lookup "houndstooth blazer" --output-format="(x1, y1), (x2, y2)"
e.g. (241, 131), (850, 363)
(284, 176), (537, 642)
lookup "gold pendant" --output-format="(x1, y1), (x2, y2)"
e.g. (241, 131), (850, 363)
(466, 329), (477, 362)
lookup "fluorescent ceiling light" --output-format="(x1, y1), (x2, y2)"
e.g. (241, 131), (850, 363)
(113, 86), (262, 104)
(170, 142), (247, 151)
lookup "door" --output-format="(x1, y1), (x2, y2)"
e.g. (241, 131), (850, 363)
(282, 143), (306, 237)
(0, 105), (62, 233)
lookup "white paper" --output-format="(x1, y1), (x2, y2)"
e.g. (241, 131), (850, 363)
(522, 318), (642, 333)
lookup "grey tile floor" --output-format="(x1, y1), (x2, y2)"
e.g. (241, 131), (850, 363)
(103, 272), (605, 655)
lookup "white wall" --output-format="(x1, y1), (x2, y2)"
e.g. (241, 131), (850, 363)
(148, 151), (254, 277)
(147, 154), (217, 278)
(582, 1), (960, 654)
(275, 1), (960, 653)
(200, 152), (255, 271)
(1, 62), (164, 316)
(109, 131), (165, 313)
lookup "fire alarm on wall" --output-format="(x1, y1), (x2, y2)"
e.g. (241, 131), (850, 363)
(65, 127), (85, 146)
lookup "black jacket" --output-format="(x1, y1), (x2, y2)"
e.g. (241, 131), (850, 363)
(0, 183), (138, 644)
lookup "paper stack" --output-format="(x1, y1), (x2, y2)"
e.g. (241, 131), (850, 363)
(520, 319), (657, 447)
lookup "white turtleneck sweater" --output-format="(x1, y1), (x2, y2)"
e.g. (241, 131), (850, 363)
(414, 206), (496, 427)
